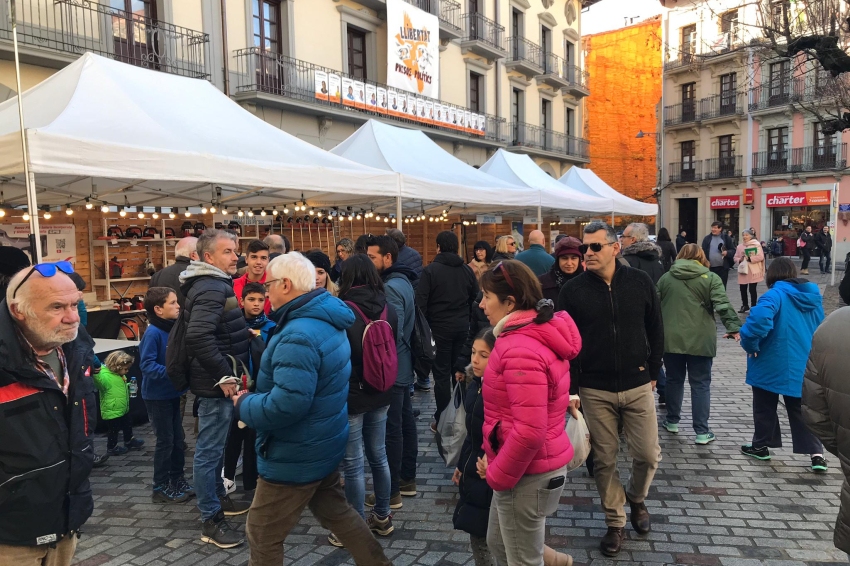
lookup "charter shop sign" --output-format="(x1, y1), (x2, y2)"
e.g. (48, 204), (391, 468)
(387, 0), (440, 98)
(766, 191), (831, 207)
(710, 196), (740, 209)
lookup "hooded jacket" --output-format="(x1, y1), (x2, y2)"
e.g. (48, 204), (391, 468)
(381, 262), (417, 387)
(397, 245), (423, 288)
(657, 260), (741, 357)
(236, 289), (355, 484)
(622, 240), (665, 284)
(416, 252), (479, 335)
(93, 366), (129, 420)
(514, 243), (555, 277)
(0, 302), (96, 546)
(559, 263), (664, 392)
(179, 261), (251, 398)
(740, 279), (824, 397)
(150, 256), (191, 308)
(481, 310), (581, 492)
(342, 286), (398, 414)
(802, 307), (850, 554)
(453, 365), (491, 538)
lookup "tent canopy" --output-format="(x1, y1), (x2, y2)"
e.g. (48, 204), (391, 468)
(0, 53), (408, 209)
(479, 149), (615, 214)
(559, 167), (658, 217)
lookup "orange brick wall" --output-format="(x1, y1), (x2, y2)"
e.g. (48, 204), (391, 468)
(583, 18), (662, 218)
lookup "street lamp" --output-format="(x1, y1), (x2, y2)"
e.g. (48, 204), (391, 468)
(636, 130), (659, 139)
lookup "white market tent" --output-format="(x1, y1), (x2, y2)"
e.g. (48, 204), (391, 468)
(559, 167), (658, 217)
(479, 149), (615, 215)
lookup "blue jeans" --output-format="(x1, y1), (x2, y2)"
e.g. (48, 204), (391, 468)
(146, 397), (185, 487)
(343, 405), (391, 519)
(820, 250), (832, 272)
(663, 353), (713, 435)
(194, 397), (232, 520)
(655, 366), (666, 397)
(387, 384), (417, 495)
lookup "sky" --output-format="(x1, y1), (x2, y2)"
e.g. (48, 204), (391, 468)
(582, 0), (667, 36)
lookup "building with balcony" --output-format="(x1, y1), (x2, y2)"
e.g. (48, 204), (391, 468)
(0, 0), (591, 176)
(659, 0), (850, 264)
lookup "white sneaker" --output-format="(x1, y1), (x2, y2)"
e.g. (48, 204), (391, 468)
(222, 477), (236, 495)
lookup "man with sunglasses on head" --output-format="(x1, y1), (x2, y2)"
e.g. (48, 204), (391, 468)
(558, 221), (664, 558)
(0, 261), (97, 566)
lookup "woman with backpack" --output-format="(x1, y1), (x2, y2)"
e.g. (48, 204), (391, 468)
(328, 254), (399, 547)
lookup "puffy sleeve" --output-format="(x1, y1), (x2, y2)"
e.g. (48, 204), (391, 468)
(739, 290), (778, 354)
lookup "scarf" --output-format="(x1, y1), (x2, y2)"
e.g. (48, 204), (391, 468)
(245, 311), (271, 331)
(148, 311), (175, 334)
(549, 261), (583, 290)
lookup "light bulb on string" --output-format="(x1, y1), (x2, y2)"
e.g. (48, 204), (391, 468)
(247, 210), (254, 217)
(201, 204), (208, 214)
(0, 208), (5, 218)
(22, 212), (30, 221)
(221, 206), (228, 215)
(138, 212), (145, 219)
(272, 207), (278, 216)
(65, 205), (73, 216)
(152, 211), (159, 220)
(309, 209), (315, 216)
(210, 205), (217, 214)
(169, 210), (177, 219)
(119, 208), (127, 218)
(85, 199), (93, 210)
(43, 210), (52, 220)
(184, 208), (191, 218)
(260, 209), (267, 217)
(101, 204), (109, 213)
(237, 208), (244, 217)
(283, 206), (289, 214)
(317, 210), (323, 218)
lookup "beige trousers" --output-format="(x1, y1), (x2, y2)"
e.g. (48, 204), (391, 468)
(0, 534), (77, 566)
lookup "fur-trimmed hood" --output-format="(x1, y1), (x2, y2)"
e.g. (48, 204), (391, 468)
(621, 240), (662, 259)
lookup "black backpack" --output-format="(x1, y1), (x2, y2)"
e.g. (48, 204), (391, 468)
(166, 294), (194, 391)
(410, 305), (436, 365)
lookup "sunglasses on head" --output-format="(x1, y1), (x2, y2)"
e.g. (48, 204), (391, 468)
(494, 261), (515, 290)
(578, 242), (615, 255)
(12, 261), (75, 299)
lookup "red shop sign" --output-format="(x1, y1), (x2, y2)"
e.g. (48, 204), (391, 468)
(765, 190), (831, 207)
(710, 196), (741, 209)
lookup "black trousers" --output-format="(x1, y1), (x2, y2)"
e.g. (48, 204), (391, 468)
(105, 413), (133, 449)
(386, 384), (418, 494)
(740, 283), (758, 308)
(709, 266), (729, 288)
(432, 330), (468, 423)
(801, 248), (811, 270)
(751, 386), (822, 454)
(223, 417), (258, 491)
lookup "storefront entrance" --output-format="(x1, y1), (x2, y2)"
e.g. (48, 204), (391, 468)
(765, 190), (832, 256)
(710, 195), (741, 242)
(678, 198), (698, 243)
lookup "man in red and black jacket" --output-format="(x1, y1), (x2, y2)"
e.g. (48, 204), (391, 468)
(0, 264), (96, 565)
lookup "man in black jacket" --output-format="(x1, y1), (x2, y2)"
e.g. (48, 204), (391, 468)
(815, 225), (833, 274)
(0, 265), (96, 565)
(559, 222), (663, 558)
(620, 222), (665, 284)
(179, 229), (251, 548)
(701, 221), (735, 288)
(415, 231), (479, 428)
(150, 236), (197, 308)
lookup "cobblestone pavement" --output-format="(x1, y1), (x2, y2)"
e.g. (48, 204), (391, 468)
(73, 269), (848, 566)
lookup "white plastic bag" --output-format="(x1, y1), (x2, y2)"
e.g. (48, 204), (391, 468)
(738, 260), (749, 275)
(565, 410), (591, 472)
(436, 379), (467, 467)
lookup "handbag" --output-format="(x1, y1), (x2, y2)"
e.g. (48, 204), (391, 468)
(682, 278), (714, 317)
(797, 237), (806, 248)
(738, 260), (749, 275)
(436, 379), (467, 467)
(566, 410), (591, 472)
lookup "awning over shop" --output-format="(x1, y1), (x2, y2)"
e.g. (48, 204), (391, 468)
(559, 167), (658, 217)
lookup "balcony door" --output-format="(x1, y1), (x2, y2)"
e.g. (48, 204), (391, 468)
(769, 60), (791, 105)
(541, 98), (551, 149)
(767, 126), (789, 171)
(681, 24), (696, 62)
(512, 88), (523, 144)
(720, 10), (738, 48)
(469, 0), (481, 39)
(110, 0), (156, 68)
(511, 9), (523, 59)
(253, 0), (283, 93)
(720, 73), (737, 114)
(681, 140), (696, 181)
(813, 124), (836, 169)
(681, 82), (696, 122)
(719, 135), (735, 176)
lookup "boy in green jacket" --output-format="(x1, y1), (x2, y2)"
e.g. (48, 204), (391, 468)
(95, 351), (144, 455)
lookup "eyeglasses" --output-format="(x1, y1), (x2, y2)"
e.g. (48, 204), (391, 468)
(12, 261), (75, 299)
(578, 242), (616, 255)
(494, 261), (515, 290)
(262, 279), (280, 290)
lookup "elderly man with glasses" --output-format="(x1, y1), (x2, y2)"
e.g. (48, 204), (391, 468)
(558, 222), (664, 558)
(0, 261), (97, 566)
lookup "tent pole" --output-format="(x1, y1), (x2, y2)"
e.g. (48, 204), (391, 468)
(537, 204), (542, 231)
(611, 209), (615, 228)
(831, 181), (840, 286)
(10, 0), (41, 262)
(396, 195), (402, 230)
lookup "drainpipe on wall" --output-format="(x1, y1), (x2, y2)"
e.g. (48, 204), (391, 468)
(220, 0), (230, 96)
(494, 1), (502, 133)
(745, 45), (754, 231)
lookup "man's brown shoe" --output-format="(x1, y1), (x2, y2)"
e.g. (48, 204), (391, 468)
(626, 496), (651, 534)
(600, 527), (625, 557)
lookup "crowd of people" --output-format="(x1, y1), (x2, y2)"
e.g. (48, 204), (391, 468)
(1, 216), (850, 566)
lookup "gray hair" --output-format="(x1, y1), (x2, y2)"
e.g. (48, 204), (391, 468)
(336, 238), (355, 254)
(742, 229), (755, 238)
(266, 252), (317, 293)
(5, 268), (33, 316)
(583, 221), (618, 243)
(197, 229), (237, 261)
(386, 228), (406, 247)
(264, 234), (285, 254)
(175, 236), (198, 259)
(625, 223), (650, 242)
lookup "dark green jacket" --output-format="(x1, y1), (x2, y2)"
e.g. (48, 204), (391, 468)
(657, 259), (741, 357)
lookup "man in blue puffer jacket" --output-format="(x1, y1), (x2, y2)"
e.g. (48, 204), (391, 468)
(234, 252), (390, 566)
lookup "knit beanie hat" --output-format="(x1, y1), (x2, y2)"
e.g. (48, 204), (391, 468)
(305, 250), (332, 273)
(554, 236), (583, 258)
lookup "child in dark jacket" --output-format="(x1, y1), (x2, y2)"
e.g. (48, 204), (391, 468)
(140, 287), (192, 503)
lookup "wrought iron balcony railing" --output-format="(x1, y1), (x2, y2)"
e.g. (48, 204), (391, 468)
(668, 161), (701, 183)
(703, 156), (743, 180)
(402, 0), (462, 35)
(565, 64), (589, 91)
(462, 12), (505, 51)
(752, 144), (847, 175)
(509, 121), (589, 159)
(664, 101), (699, 126)
(664, 51), (699, 71)
(699, 92), (745, 120)
(0, 0), (210, 79)
(234, 48), (508, 143)
(748, 81), (795, 111)
(506, 36), (543, 69)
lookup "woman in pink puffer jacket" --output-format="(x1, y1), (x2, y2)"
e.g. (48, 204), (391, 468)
(477, 260), (582, 566)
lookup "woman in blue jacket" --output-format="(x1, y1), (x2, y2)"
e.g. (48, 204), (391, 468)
(739, 257), (827, 472)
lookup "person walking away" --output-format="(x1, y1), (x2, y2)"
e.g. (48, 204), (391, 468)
(656, 228), (678, 272)
(701, 222), (735, 288)
(387, 228), (423, 286)
(803, 306), (850, 556)
(477, 260), (580, 566)
(263, 234), (289, 260)
(234, 253), (391, 566)
(676, 230), (687, 251)
(657, 245), (741, 445)
(539, 236), (583, 304)
(799, 225), (815, 274)
(179, 229), (252, 548)
(515, 230), (555, 277)
(416, 231), (479, 431)
(620, 223), (665, 284)
(150, 236), (198, 308)
(559, 221), (663, 557)
(815, 225), (833, 274)
(306, 250), (338, 296)
(739, 257), (827, 471)
(140, 287), (192, 503)
(95, 351), (144, 456)
(328, 255), (398, 547)
(332, 238), (355, 283)
(491, 235), (517, 262)
(733, 230), (766, 313)
(233, 239), (270, 314)
(468, 240), (493, 282)
(0, 263), (97, 566)
(366, 236), (419, 506)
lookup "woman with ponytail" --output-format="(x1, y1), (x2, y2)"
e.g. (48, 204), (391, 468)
(476, 260), (582, 566)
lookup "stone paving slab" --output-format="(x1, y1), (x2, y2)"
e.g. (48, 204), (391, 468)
(73, 269), (848, 566)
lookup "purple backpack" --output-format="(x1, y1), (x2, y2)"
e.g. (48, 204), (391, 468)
(345, 301), (398, 392)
